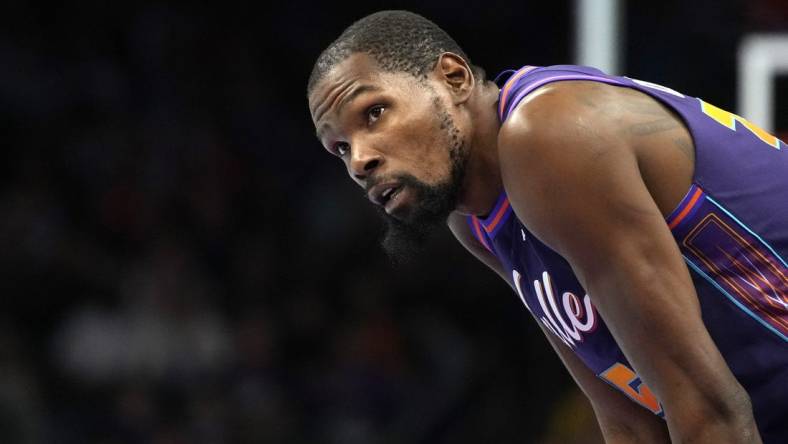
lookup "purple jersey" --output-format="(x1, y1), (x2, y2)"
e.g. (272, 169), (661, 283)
(468, 65), (788, 442)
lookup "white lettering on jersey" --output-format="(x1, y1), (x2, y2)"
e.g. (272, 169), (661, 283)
(512, 270), (598, 349)
(512, 270), (531, 312)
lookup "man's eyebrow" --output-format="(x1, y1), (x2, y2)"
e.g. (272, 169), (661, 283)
(337, 84), (381, 115)
(315, 84), (382, 141)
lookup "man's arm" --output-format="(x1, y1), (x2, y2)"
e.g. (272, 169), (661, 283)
(540, 323), (670, 443)
(497, 81), (761, 442)
(447, 213), (671, 443)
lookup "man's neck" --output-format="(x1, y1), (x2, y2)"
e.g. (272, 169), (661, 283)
(454, 81), (504, 217)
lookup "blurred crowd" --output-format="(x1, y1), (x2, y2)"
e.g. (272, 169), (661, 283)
(0, 2), (785, 444)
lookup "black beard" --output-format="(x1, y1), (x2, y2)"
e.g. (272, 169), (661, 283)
(377, 175), (456, 263)
(378, 136), (467, 264)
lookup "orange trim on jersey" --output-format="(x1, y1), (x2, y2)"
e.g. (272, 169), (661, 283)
(472, 216), (493, 252)
(498, 67), (537, 119)
(668, 187), (703, 229)
(483, 198), (511, 234)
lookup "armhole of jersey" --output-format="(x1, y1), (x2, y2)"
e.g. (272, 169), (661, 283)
(666, 183), (704, 230)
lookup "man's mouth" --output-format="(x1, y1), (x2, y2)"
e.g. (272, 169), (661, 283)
(383, 186), (405, 214)
(368, 182), (402, 206)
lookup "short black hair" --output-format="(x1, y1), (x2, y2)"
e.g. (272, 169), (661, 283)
(307, 10), (486, 96)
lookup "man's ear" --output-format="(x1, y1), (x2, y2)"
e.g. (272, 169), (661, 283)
(434, 52), (474, 104)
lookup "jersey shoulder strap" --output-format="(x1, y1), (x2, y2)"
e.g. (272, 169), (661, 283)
(496, 65), (625, 122)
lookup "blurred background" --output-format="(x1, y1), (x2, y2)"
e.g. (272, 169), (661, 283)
(1, 1), (786, 443)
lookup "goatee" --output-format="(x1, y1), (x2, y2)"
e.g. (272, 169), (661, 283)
(378, 173), (459, 263)
(379, 143), (467, 264)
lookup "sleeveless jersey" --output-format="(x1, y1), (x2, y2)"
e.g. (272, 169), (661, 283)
(468, 65), (788, 442)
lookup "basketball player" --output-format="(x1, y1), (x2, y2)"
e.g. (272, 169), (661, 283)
(307, 11), (787, 443)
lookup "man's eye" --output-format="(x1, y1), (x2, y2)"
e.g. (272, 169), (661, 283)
(367, 105), (385, 124)
(334, 142), (350, 156)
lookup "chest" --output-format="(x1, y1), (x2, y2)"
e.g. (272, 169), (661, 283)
(494, 221), (601, 350)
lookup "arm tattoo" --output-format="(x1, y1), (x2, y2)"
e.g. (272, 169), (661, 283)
(627, 118), (680, 136)
(672, 136), (695, 162)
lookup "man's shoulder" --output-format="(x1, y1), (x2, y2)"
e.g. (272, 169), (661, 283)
(496, 79), (647, 171)
(499, 79), (618, 134)
(496, 81), (611, 174)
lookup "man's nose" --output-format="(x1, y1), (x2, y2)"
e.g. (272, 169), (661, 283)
(349, 146), (383, 182)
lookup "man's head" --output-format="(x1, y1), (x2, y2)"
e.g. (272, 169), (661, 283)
(307, 11), (486, 261)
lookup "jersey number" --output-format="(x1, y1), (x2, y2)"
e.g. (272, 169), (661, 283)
(632, 76), (781, 150)
(700, 100), (781, 149)
(600, 362), (664, 416)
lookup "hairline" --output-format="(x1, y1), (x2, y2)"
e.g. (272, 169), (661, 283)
(308, 49), (484, 98)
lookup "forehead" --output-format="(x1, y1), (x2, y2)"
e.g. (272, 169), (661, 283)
(309, 53), (422, 126)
